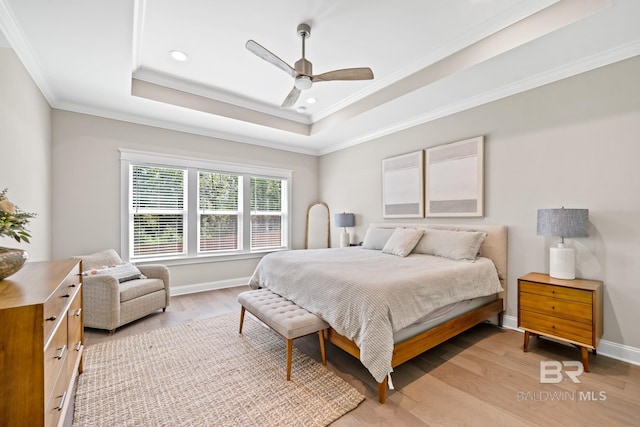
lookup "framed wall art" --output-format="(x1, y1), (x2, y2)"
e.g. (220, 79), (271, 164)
(425, 136), (484, 217)
(382, 150), (424, 218)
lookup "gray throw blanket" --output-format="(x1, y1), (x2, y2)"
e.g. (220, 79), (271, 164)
(249, 247), (503, 383)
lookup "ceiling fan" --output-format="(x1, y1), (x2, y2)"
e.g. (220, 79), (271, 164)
(246, 23), (374, 108)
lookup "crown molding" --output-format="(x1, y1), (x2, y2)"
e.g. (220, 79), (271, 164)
(317, 42), (640, 156)
(0, 0), (57, 105)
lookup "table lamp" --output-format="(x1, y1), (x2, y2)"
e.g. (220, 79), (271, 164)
(537, 207), (589, 280)
(335, 213), (355, 248)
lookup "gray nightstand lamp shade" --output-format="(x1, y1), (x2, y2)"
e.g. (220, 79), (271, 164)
(335, 213), (355, 248)
(537, 208), (589, 280)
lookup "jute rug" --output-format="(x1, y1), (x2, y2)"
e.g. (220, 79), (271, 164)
(73, 312), (364, 426)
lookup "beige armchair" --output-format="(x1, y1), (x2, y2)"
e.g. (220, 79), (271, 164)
(78, 249), (170, 334)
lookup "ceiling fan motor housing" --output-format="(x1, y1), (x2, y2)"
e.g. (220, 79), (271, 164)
(295, 58), (312, 76)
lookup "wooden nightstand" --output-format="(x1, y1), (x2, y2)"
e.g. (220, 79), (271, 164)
(518, 272), (603, 371)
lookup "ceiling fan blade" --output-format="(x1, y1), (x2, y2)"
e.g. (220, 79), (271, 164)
(246, 40), (296, 78)
(281, 86), (301, 108)
(311, 67), (374, 82)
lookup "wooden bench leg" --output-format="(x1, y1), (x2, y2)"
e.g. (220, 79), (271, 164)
(238, 306), (246, 334)
(286, 339), (293, 381)
(318, 330), (327, 366)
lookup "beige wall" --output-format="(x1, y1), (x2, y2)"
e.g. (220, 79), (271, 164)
(0, 48), (51, 260)
(51, 111), (318, 289)
(319, 56), (640, 350)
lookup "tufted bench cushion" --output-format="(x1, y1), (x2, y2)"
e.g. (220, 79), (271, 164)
(237, 288), (329, 380)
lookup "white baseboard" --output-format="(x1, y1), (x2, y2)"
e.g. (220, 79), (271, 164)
(502, 315), (640, 367)
(170, 277), (250, 296)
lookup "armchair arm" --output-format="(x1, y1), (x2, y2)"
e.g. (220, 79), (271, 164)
(138, 264), (171, 305)
(82, 275), (121, 331)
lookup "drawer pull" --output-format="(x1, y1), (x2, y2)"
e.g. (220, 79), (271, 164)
(74, 308), (82, 317)
(75, 341), (82, 351)
(46, 315), (57, 321)
(551, 306), (555, 310)
(69, 283), (77, 287)
(61, 293), (71, 298)
(55, 345), (67, 360)
(55, 391), (67, 411)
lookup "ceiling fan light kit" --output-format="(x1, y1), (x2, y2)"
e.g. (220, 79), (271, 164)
(294, 76), (312, 90)
(246, 23), (374, 109)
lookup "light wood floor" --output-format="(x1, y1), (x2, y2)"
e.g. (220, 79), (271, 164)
(84, 287), (640, 426)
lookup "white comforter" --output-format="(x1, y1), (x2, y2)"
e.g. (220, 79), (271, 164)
(248, 247), (503, 383)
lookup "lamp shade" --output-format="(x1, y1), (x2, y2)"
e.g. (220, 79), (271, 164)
(537, 208), (589, 239)
(335, 213), (355, 228)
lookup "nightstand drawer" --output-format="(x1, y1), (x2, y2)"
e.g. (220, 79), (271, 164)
(519, 292), (592, 323)
(520, 310), (593, 346)
(520, 280), (592, 304)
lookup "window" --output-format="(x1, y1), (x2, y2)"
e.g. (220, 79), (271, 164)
(120, 150), (291, 262)
(131, 165), (186, 258)
(251, 177), (285, 249)
(198, 171), (239, 253)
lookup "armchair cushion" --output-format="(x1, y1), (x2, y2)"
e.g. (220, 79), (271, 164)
(119, 278), (166, 302)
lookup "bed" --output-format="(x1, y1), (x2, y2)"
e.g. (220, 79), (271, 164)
(249, 222), (507, 403)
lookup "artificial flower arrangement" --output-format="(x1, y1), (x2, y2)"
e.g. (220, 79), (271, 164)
(0, 188), (36, 243)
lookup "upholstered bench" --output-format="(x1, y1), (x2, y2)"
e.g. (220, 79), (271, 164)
(237, 289), (329, 380)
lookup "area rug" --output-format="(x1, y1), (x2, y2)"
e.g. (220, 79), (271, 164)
(73, 312), (364, 426)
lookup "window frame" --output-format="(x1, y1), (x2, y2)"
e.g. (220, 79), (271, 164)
(120, 149), (292, 264)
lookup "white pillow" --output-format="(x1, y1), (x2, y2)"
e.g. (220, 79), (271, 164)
(413, 229), (486, 261)
(382, 228), (424, 257)
(361, 227), (395, 250)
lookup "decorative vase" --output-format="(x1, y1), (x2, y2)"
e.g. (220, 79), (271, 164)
(0, 247), (29, 280)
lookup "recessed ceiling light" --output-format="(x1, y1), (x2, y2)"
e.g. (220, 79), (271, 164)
(296, 106), (307, 113)
(169, 50), (188, 62)
(306, 97), (317, 104)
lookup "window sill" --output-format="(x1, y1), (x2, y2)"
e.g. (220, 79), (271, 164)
(131, 248), (288, 267)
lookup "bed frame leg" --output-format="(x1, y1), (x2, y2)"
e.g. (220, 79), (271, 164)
(378, 378), (387, 404)
(498, 311), (504, 327)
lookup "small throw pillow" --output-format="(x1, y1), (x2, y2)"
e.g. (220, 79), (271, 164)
(83, 263), (144, 283)
(382, 228), (424, 257)
(413, 229), (486, 261)
(361, 227), (395, 250)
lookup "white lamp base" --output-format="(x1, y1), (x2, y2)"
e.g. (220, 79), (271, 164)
(340, 231), (350, 248)
(549, 243), (575, 280)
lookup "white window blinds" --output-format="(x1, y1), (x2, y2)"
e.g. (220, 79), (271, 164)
(131, 165), (186, 257)
(250, 177), (286, 250)
(199, 172), (240, 252)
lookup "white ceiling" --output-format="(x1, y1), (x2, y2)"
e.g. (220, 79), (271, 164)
(1, 0), (639, 155)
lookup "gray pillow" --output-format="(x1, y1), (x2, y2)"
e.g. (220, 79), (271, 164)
(361, 227), (395, 250)
(413, 229), (486, 261)
(382, 228), (424, 257)
(83, 263), (144, 283)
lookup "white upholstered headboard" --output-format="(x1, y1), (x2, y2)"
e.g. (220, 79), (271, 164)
(369, 222), (508, 309)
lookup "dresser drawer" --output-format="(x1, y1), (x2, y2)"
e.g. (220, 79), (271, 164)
(44, 372), (70, 427)
(519, 292), (593, 323)
(44, 321), (68, 405)
(43, 265), (81, 343)
(67, 288), (84, 371)
(519, 280), (592, 304)
(520, 310), (594, 346)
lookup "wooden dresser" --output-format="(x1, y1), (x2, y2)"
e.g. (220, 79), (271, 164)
(518, 272), (603, 371)
(0, 259), (84, 427)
